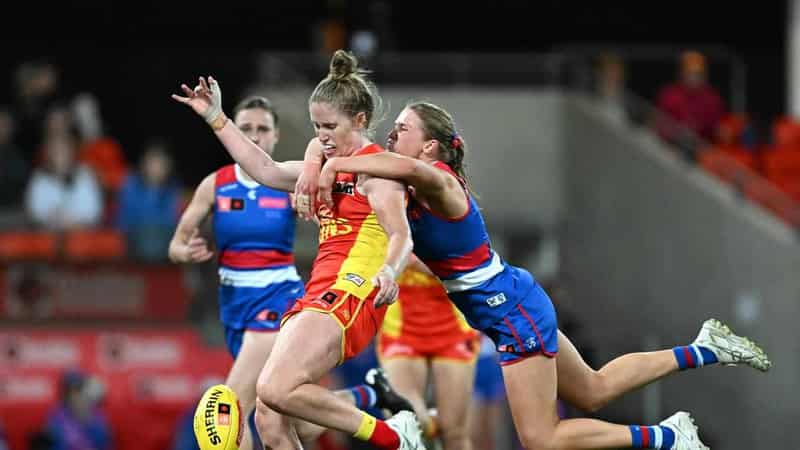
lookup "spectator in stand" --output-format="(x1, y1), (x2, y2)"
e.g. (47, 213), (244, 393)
(593, 53), (630, 125)
(116, 139), (181, 262)
(24, 131), (103, 230)
(72, 92), (129, 194)
(655, 50), (726, 157)
(12, 59), (62, 163)
(44, 369), (113, 450)
(0, 107), (30, 217)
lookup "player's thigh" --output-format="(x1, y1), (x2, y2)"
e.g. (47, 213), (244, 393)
(431, 358), (477, 431)
(501, 356), (559, 442)
(259, 311), (344, 391)
(555, 329), (599, 407)
(227, 330), (279, 409)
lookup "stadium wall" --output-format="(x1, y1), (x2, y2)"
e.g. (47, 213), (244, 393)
(562, 95), (800, 450)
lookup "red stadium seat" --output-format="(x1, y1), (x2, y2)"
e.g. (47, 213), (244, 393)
(0, 231), (58, 261)
(63, 229), (126, 262)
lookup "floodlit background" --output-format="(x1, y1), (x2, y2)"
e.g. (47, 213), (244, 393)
(0, 2), (797, 449)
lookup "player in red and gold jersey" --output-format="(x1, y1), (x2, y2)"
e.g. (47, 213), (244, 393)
(377, 258), (479, 449)
(172, 49), (423, 450)
(282, 142), (405, 362)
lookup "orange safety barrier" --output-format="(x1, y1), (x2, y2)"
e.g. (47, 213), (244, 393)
(771, 116), (800, 150)
(63, 229), (126, 262)
(0, 232), (58, 261)
(698, 147), (757, 186)
(762, 148), (800, 177)
(698, 147), (800, 227)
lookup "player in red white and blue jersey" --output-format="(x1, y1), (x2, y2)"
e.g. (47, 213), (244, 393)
(305, 101), (773, 450)
(168, 96), (302, 450)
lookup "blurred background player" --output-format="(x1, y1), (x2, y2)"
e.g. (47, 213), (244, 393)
(375, 260), (478, 449)
(470, 334), (507, 450)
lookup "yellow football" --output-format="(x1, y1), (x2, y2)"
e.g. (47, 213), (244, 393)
(193, 384), (243, 450)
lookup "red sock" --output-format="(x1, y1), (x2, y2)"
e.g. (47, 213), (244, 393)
(367, 420), (400, 450)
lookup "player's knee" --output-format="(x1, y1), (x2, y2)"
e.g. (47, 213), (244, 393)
(579, 372), (611, 413)
(437, 415), (470, 444)
(256, 378), (291, 413)
(440, 428), (471, 450)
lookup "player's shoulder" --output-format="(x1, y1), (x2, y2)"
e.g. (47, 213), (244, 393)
(354, 143), (385, 157)
(213, 164), (237, 187)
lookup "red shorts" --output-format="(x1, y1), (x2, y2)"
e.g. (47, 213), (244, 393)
(282, 288), (385, 364)
(377, 332), (480, 363)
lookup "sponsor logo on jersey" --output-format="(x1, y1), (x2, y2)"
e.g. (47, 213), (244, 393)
(485, 293), (507, 307)
(217, 197), (230, 212)
(321, 291), (338, 304)
(332, 181), (355, 195)
(259, 197), (289, 209)
(217, 197), (245, 212)
(256, 309), (280, 322)
(344, 273), (366, 287)
(318, 217), (352, 241)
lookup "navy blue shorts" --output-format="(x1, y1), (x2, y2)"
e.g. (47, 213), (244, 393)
(483, 281), (558, 365)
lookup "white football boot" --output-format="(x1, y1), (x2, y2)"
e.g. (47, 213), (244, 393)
(385, 410), (425, 450)
(693, 318), (772, 372)
(660, 411), (710, 450)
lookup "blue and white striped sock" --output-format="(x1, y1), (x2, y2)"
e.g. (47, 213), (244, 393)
(629, 425), (675, 449)
(348, 385), (377, 409)
(673, 344), (718, 370)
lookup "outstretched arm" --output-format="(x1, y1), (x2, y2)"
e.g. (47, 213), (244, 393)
(171, 76), (301, 192)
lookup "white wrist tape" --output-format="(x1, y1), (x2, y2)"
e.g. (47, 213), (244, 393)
(202, 80), (223, 124)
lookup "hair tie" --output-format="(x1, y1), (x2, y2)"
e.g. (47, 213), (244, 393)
(450, 133), (463, 149)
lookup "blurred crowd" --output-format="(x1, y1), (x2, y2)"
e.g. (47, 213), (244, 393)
(0, 59), (184, 263)
(591, 49), (800, 222)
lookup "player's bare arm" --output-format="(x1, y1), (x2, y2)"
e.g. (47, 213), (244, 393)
(319, 152), (467, 217)
(362, 175), (413, 307)
(293, 138), (326, 220)
(168, 172), (216, 263)
(172, 76), (302, 192)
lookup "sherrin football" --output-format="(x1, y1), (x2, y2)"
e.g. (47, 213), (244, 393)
(193, 384), (243, 450)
